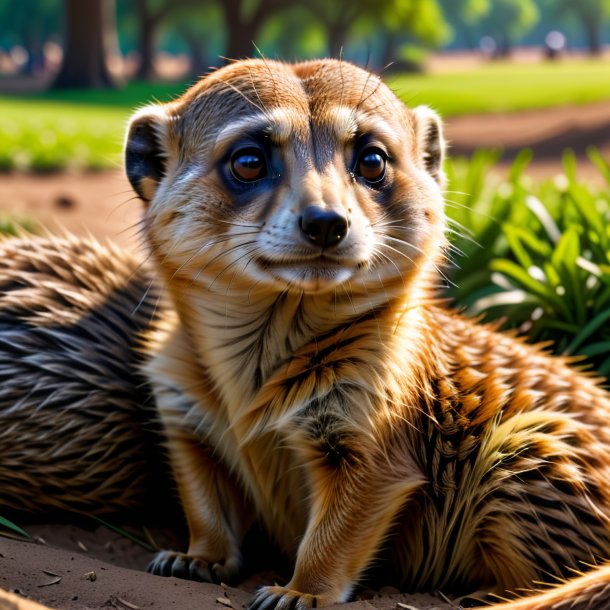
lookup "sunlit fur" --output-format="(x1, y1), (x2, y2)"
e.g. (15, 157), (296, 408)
(122, 59), (610, 610)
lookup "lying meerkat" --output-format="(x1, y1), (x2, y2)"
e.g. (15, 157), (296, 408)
(1, 59), (610, 610)
(0, 235), (171, 518)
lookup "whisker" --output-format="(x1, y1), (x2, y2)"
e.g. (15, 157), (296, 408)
(170, 232), (259, 281)
(222, 246), (263, 295)
(218, 220), (264, 229)
(247, 66), (270, 116)
(219, 80), (268, 115)
(193, 240), (259, 285)
(371, 247), (405, 283)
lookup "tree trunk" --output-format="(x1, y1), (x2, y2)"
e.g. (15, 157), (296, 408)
(328, 23), (348, 59)
(53, 0), (120, 89)
(581, 14), (602, 56)
(184, 33), (209, 79)
(222, 0), (260, 60)
(135, 16), (157, 80)
(221, 0), (280, 61)
(380, 33), (399, 69)
(494, 32), (511, 58)
(134, 0), (173, 81)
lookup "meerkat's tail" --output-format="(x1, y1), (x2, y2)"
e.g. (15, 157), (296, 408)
(491, 563), (610, 610)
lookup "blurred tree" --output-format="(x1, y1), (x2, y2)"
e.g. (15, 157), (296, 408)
(0, 0), (61, 74)
(168, 2), (225, 77)
(133, 0), (172, 79)
(480, 0), (539, 56)
(378, 0), (451, 68)
(53, 0), (122, 88)
(219, 0), (290, 59)
(130, 0), (214, 79)
(551, 0), (610, 55)
(258, 5), (326, 59)
(440, 0), (491, 49)
(305, 0), (450, 58)
(218, 0), (452, 62)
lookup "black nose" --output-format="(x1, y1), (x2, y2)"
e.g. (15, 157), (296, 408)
(299, 206), (348, 248)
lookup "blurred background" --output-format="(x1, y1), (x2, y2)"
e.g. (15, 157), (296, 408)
(0, 0), (609, 377)
(1, 0), (609, 171)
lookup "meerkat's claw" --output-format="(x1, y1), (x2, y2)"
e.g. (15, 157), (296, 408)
(147, 550), (220, 583)
(249, 586), (320, 610)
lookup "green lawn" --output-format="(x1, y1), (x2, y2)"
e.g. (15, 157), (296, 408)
(1, 58), (609, 171)
(0, 99), (126, 171)
(0, 81), (187, 171)
(391, 58), (610, 116)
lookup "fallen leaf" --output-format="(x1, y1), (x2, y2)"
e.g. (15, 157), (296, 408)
(38, 576), (62, 587)
(115, 597), (140, 610)
(216, 596), (233, 607)
(107, 595), (141, 610)
(42, 570), (60, 577)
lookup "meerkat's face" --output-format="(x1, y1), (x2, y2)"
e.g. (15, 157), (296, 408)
(125, 59), (446, 296)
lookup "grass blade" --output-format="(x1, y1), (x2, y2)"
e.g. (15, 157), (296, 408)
(566, 308), (610, 355)
(0, 515), (31, 539)
(91, 517), (156, 552)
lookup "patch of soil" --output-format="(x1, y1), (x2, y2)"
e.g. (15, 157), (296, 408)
(445, 99), (610, 170)
(1, 100), (609, 610)
(0, 531), (449, 610)
(0, 170), (143, 252)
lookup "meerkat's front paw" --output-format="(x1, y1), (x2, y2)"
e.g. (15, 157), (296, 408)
(248, 585), (330, 610)
(147, 550), (240, 584)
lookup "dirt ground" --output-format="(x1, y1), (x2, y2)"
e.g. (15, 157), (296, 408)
(0, 100), (609, 610)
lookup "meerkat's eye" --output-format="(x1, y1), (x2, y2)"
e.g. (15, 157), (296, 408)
(355, 147), (387, 184)
(230, 147), (267, 183)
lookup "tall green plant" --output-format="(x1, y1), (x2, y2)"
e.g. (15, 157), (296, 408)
(445, 149), (610, 378)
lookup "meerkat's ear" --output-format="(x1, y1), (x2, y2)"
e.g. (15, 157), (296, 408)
(125, 105), (173, 203)
(412, 105), (445, 187)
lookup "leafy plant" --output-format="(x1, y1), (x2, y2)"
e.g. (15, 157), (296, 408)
(445, 148), (610, 378)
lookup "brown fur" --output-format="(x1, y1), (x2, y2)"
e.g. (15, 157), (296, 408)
(0, 234), (171, 518)
(123, 59), (610, 609)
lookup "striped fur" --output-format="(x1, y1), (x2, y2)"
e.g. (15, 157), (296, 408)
(124, 59), (610, 609)
(0, 234), (171, 517)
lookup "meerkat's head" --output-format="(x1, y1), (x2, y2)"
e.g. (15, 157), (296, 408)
(125, 59), (446, 297)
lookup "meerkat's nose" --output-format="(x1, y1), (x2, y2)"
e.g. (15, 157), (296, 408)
(299, 206), (348, 248)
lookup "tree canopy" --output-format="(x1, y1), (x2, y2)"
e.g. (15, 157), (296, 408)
(2, 0), (608, 88)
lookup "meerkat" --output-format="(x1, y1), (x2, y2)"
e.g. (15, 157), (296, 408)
(1, 58), (610, 610)
(0, 234), (171, 518)
(121, 58), (610, 609)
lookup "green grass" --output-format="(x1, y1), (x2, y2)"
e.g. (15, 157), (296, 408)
(445, 147), (610, 379)
(391, 58), (610, 116)
(0, 514), (30, 539)
(0, 99), (127, 171)
(25, 80), (192, 108)
(1, 58), (609, 171)
(0, 81), (188, 172)
(0, 212), (37, 235)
